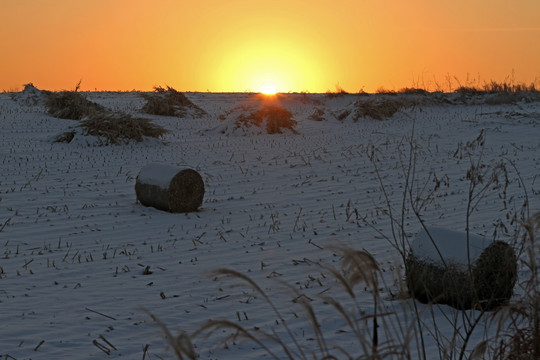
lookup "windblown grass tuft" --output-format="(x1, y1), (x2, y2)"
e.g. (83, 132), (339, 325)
(80, 113), (168, 145)
(325, 84), (350, 98)
(141, 86), (206, 117)
(236, 104), (298, 134)
(46, 88), (169, 145)
(45, 91), (105, 120)
(357, 97), (406, 121)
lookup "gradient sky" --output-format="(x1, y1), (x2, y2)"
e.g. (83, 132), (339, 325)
(1, 0), (539, 93)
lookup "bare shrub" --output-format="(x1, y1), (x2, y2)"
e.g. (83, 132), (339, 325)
(141, 86), (206, 117)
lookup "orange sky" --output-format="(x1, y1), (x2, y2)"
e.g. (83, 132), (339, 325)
(1, 0), (539, 93)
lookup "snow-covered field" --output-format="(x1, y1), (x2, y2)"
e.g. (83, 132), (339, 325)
(0, 90), (538, 359)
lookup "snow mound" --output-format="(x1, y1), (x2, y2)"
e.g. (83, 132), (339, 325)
(10, 83), (49, 106)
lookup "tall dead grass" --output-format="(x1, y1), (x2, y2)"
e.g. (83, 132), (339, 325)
(455, 81), (537, 94)
(490, 212), (540, 359)
(149, 247), (423, 359)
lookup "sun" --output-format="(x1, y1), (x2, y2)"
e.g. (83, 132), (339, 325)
(259, 85), (278, 95)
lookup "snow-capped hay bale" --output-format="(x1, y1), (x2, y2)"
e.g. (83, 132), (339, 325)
(135, 164), (204, 213)
(405, 227), (517, 310)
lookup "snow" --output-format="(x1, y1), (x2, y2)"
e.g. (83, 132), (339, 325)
(136, 163), (184, 189)
(411, 227), (493, 268)
(0, 90), (538, 359)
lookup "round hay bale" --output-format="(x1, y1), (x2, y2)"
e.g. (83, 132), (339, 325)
(405, 227), (517, 310)
(135, 163), (204, 213)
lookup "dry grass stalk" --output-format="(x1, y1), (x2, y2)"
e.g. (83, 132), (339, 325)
(182, 249), (421, 359)
(143, 309), (196, 360)
(455, 81), (539, 104)
(195, 268), (308, 359)
(490, 212), (540, 359)
(141, 86), (206, 117)
(456, 81), (538, 94)
(339, 247), (380, 291)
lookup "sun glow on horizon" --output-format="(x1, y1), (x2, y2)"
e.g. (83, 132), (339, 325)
(0, 1), (539, 92)
(259, 85), (278, 95)
(208, 25), (330, 93)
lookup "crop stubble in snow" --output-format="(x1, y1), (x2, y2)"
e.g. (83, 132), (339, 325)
(0, 91), (538, 358)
